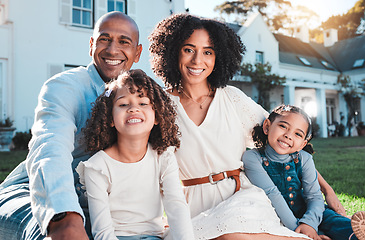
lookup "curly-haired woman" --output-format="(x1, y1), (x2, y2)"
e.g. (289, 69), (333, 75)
(76, 69), (194, 240)
(149, 13), (342, 240)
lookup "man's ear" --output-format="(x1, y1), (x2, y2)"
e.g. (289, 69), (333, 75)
(262, 119), (271, 135)
(89, 37), (94, 57)
(134, 44), (143, 63)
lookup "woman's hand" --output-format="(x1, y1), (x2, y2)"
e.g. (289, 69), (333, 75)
(295, 223), (321, 240)
(45, 212), (89, 240)
(317, 170), (347, 217)
(324, 191), (347, 217)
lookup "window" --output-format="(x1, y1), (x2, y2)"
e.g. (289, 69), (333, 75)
(320, 60), (335, 70)
(353, 59), (365, 68)
(297, 56), (311, 66)
(326, 98), (336, 124)
(255, 51), (264, 64)
(72, 0), (93, 27)
(108, 0), (126, 13)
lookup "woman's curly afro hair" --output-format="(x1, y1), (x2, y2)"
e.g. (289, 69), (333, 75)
(82, 69), (180, 155)
(149, 13), (245, 90)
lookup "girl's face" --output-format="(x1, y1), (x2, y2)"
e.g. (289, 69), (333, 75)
(111, 85), (156, 140)
(178, 28), (216, 86)
(263, 112), (309, 155)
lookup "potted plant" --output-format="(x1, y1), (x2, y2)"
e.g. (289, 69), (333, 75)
(356, 121), (365, 136)
(0, 117), (16, 151)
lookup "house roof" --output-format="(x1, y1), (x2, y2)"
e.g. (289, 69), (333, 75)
(328, 35), (365, 72)
(225, 13), (365, 73)
(273, 33), (365, 72)
(273, 34), (339, 71)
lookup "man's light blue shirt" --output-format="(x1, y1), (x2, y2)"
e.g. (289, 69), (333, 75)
(0, 63), (105, 234)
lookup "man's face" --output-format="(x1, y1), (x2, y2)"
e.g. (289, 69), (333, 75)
(90, 16), (142, 82)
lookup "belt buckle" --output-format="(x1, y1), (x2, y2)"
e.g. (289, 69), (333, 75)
(208, 171), (228, 184)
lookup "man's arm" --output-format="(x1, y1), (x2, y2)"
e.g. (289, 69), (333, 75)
(317, 170), (347, 217)
(26, 70), (90, 235)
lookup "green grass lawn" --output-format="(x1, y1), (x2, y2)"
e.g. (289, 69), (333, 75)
(0, 136), (364, 216)
(311, 136), (365, 216)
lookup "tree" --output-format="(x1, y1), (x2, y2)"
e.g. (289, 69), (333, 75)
(337, 74), (365, 136)
(240, 62), (286, 110)
(214, 0), (319, 34)
(320, 0), (365, 40)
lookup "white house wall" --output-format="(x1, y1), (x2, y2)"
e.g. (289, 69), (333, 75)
(1, 0), (186, 131)
(235, 13), (365, 137)
(239, 13), (280, 72)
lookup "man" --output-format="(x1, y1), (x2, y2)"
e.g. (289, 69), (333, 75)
(0, 12), (142, 240)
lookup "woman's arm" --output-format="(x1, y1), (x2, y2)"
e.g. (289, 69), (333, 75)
(317, 170), (347, 217)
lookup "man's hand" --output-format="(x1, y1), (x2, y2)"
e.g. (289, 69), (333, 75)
(45, 212), (89, 240)
(295, 223), (321, 240)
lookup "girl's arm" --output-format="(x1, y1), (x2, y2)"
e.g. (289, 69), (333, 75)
(317, 170), (347, 217)
(159, 149), (194, 240)
(300, 152), (325, 232)
(77, 161), (118, 240)
(242, 150), (299, 230)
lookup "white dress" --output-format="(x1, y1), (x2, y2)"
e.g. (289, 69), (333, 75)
(76, 145), (194, 240)
(169, 86), (310, 239)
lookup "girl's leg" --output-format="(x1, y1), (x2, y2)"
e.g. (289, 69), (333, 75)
(213, 233), (308, 240)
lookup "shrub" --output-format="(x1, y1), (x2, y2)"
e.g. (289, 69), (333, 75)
(12, 130), (31, 150)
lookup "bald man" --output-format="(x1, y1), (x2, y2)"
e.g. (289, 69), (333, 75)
(0, 12), (142, 240)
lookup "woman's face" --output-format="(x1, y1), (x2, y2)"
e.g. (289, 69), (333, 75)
(178, 29), (216, 86)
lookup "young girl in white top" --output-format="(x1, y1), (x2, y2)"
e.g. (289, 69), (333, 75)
(77, 69), (194, 240)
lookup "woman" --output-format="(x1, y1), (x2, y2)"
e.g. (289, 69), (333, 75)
(149, 13), (342, 240)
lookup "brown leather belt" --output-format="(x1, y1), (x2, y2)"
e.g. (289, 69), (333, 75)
(181, 169), (242, 193)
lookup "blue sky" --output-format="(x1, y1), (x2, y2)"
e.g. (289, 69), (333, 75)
(185, 0), (359, 23)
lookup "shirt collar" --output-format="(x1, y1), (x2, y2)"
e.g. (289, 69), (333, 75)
(87, 63), (106, 96)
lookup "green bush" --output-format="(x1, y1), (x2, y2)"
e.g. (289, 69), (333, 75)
(12, 130), (31, 150)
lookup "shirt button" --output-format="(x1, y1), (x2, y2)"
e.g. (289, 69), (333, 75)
(290, 201), (295, 205)
(288, 187), (293, 191)
(289, 193), (294, 198)
(287, 176), (292, 181)
(285, 165), (290, 170)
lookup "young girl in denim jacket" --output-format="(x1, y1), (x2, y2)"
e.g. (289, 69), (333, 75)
(77, 69), (193, 240)
(242, 105), (363, 240)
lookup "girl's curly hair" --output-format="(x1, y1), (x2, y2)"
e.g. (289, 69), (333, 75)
(82, 69), (180, 155)
(149, 13), (245, 90)
(252, 105), (314, 154)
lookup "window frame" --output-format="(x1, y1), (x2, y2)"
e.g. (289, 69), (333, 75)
(255, 51), (264, 64)
(72, 0), (94, 28)
(107, 0), (127, 13)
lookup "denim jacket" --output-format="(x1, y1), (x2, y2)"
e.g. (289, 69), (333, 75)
(0, 63), (105, 234)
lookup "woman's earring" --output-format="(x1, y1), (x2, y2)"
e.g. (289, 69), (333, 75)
(177, 81), (182, 93)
